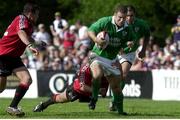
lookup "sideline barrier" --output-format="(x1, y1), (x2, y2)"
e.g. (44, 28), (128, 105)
(1, 69), (180, 100)
(0, 69), (38, 98)
(37, 70), (153, 98)
(152, 70), (180, 101)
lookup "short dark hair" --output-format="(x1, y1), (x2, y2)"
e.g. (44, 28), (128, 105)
(23, 3), (39, 14)
(126, 5), (136, 14)
(114, 4), (127, 14)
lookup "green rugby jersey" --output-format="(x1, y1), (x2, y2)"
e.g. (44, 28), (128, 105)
(88, 16), (136, 60)
(124, 17), (150, 53)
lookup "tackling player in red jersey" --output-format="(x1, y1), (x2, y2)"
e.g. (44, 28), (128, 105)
(33, 63), (109, 112)
(0, 3), (39, 117)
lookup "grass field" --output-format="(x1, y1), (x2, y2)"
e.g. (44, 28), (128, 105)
(0, 97), (180, 119)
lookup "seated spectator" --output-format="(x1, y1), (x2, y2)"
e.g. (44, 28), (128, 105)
(75, 20), (91, 49)
(35, 23), (51, 46)
(63, 25), (78, 50)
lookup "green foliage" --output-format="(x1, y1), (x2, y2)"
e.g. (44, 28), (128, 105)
(0, 0), (24, 36)
(0, 0), (179, 45)
(70, 0), (180, 45)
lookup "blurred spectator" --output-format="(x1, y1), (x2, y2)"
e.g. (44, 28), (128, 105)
(35, 23), (51, 46)
(174, 54), (180, 70)
(146, 36), (154, 52)
(75, 20), (91, 49)
(50, 12), (68, 47)
(32, 26), (38, 40)
(63, 25), (78, 50)
(51, 58), (63, 70)
(63, 56), (73, 71)
(40, 55), (51, 71)
(171, 15), (180, 49)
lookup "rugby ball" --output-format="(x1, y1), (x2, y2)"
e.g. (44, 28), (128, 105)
(96, 31), (109, 49)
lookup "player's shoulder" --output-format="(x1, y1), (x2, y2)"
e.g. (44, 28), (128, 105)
(97, 16), (112, 23)
(13, 14), (30, 24)
(16, 14), (28, 20)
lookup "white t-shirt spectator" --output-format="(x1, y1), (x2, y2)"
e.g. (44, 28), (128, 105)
(35, 31), (51, 45)
(53, 19), (68, 39)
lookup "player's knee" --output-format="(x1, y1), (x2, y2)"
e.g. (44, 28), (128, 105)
(90, 63), (103, 79)
(21, 75), (32, 85)
(92, 70), (103, 80)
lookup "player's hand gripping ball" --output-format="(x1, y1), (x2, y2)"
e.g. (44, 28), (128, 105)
(96, 31), (109, 49)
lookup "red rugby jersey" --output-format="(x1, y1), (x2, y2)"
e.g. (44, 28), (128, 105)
(73, 64), (92, 96)
(0, 15), (33, 57)
(73, 64), (109, 96)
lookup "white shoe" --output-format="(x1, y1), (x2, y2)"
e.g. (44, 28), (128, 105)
(6, 106), (25, 117)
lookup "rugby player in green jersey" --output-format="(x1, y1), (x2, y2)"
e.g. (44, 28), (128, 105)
(87, 4), (136, 115)
(109, 5), (151, 111)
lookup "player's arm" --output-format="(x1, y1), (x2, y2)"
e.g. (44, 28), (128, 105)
(137, 23), (150, 59)
(88, 31), (106, 47)
(18, 30), (34, 45)
(18, 30), (39, 56)
(88, 18), (107, 46)
(138, 35), (149, 59)
(122, 25), (138, 54)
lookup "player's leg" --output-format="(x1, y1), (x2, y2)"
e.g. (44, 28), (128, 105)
(99, 76), (109, 98)
(109, 80), (125, 112)
(33, 85), (78, 112)
(89, 61), (103, 110)
(33, 93), (67, 112)
(110, 61), (131, 111)
(0, 76), (7, 93)
(107, 75), (125, 114)
(6, 66), (32, 117)
(110, 53), (134, 112)
(0, 56), (10, 93)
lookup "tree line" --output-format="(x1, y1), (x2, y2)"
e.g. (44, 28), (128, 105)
(0, 0), (179, 46)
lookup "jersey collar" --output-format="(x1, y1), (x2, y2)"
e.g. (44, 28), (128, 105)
(112, 16), (128, 32)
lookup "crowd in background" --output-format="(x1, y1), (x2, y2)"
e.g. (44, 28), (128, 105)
(22, 12), (180, 71)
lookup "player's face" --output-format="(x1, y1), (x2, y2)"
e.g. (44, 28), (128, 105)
(126, 11), (135, 24)
(114, 11), (126, 27)
(30, 10), (39, 23)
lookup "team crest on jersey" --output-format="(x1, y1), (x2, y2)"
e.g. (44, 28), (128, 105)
(135, 27), (140, 32)
(122, 31), (127, 36)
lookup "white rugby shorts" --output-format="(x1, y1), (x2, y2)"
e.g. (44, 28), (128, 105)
(117, 52), (136, 64)
(89, 52), (120, 76)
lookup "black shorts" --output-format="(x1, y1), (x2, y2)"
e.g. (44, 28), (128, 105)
(0, 56), (25, 76)
(66, 84), (91, 102)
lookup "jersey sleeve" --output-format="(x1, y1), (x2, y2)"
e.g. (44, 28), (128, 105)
(88, 17), (108, 34)
(123, 26), (138, 53)
(16, 15), (29, 32)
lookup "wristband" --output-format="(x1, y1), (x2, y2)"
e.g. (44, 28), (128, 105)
(27, 43), (33, 48)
